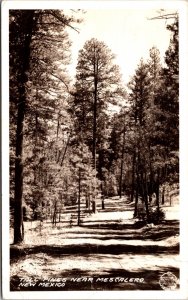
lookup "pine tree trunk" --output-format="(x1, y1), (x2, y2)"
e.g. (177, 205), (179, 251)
(78, 168), (81, 226)
(102, 196), (105, 210)
(155, 171), (160, 223)
(134, 152), (140, 218)
(92, 200), (96, 213)
(134, 175), (139, 217)
(119, 124), (125, 198)
(143, 191), (150, 223)
(162, 187), (165, 205)
(13, 11), (35, 244)
(156, 186), (160, 222)
(56, 113), (60, 139)
(141, 171), (150, 223)
(92, 63), (98, 166)
(131, 152), (136, 202)
(86, 193), (89, 208)
(92, 60), (98, 212)
(144, 174), (150, 223)
(53, 201), (57, 226)
(60, 132), (71, 166)
(148, 145), (153, 203)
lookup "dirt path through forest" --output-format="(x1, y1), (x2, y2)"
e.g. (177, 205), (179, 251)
(10, 196), (179, 291)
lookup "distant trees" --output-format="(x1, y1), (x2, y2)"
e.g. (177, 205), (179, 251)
(70, 142), (100, 222)
(106, 107), (131, 198)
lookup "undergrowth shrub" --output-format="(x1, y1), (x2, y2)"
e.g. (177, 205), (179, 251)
(137, 206), (165, 225)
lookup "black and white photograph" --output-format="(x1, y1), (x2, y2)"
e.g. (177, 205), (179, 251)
(2, 0), (188, 299)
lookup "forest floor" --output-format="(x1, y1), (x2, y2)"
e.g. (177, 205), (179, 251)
(10, 196), (180, 291)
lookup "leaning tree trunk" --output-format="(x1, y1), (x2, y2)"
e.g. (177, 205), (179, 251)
(13, 11), (36, 244)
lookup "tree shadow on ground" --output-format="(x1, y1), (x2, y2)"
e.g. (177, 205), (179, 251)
(97, 207), (133, 212)
(58, 230), (179, 242)
(10, 266), (179, 291)
(10, 219), (179, 263)
(50, 222), (179, 242)
(83, 220), (179, 229)
(10, 241), (179, 263)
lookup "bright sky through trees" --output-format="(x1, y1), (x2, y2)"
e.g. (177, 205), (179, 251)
(67, 9), (175, 83)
